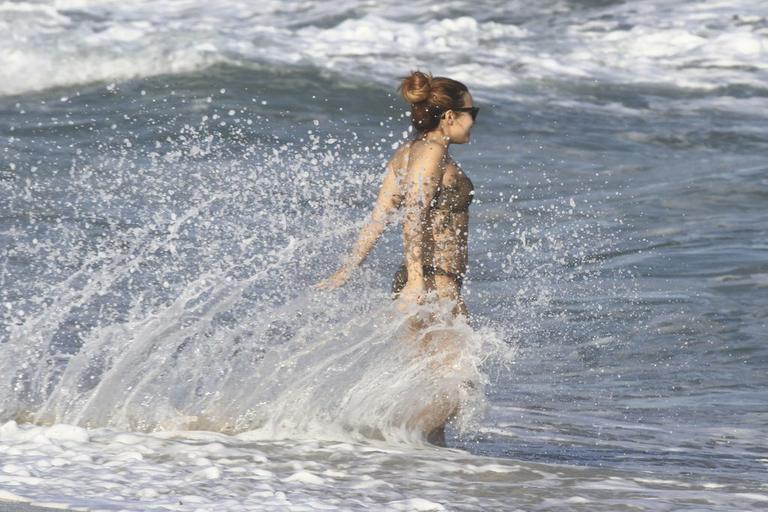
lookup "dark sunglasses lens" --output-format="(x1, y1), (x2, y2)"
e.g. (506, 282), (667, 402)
(453, 107), (479, 120)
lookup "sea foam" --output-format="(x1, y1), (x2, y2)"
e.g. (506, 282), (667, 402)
(1, 0), (766, 98)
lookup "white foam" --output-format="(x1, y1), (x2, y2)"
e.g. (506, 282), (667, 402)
(0, 422), (521, 510)
(0, 420), (764, 511)
(44, 424), (89, 443)
(735, 493), (768, 502)
(0, 489), (30, 502)
(284, 471), (324, 485)
(388, 498), (446, 511)
(1, 0), (765, 97)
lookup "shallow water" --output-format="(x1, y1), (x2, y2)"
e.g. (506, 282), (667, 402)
(1, 0), (767, 510)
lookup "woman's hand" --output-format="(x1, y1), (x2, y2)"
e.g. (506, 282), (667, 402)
(312, 266), (352, 290)
(397, 279), (427, 305)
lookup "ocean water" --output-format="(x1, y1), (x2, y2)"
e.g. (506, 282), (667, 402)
(1, 0), (767, 510)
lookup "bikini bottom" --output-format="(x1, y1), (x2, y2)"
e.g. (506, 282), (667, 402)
(391, 262), (464, 297)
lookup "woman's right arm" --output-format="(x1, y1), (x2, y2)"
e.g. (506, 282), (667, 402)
(400, 142), (445, 301)
(313, 163), (402, 289)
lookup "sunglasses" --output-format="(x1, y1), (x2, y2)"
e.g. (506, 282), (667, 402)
(452, 106), (479, 121)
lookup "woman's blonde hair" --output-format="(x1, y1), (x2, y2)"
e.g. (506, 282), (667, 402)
(398, 70), (469, 134)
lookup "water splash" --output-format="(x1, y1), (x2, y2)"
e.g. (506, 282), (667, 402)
(0, 107), (506, 444)
(0, 77), (636, 445)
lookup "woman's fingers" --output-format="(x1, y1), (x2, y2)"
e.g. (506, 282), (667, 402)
(398, 285), (425, 304)
(312, 269), (349, 290)
(312, 277), (338, 290)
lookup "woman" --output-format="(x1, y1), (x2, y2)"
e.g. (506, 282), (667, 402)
(315, 70), (477, 320)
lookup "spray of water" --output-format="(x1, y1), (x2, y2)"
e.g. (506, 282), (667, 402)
(0, 100), (511, 444)
(0, 83), (634, 445)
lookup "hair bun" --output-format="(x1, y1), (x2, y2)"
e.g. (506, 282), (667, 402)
(398, 70), (432, 104)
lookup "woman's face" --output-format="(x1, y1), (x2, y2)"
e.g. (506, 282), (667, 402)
(445, 92), (475, 144)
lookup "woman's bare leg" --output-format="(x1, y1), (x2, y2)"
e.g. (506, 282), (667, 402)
(415, 274), (470, 444)
(433, 274), (468, 319)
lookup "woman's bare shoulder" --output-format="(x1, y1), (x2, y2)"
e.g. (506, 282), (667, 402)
(380, 141), (409, 174)
(408, 139), (447, 170)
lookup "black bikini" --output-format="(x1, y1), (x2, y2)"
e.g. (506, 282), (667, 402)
(391, 144), (472, 297)
(391, 263), (464, 297)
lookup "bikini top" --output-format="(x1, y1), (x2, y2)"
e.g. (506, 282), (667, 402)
(433, 164), (474, 213)
(395, 140), (474, 214)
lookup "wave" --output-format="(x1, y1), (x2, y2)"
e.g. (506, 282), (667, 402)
(1, 0), (766, 97)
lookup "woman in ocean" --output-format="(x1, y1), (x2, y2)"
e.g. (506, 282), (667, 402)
(315, 71), (478, 444)
(315, 70), (477, 319)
